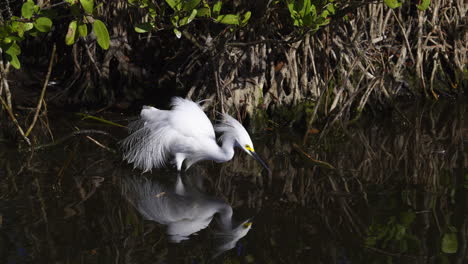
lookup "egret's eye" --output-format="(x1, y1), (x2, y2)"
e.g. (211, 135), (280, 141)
(243, 222), (252, 228)
(245, 144), (254, 152)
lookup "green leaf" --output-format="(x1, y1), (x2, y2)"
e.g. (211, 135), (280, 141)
(11, 21), (24, 37)
(173, 28), (182, 38)
(93, 19), (110, 50)
(34, 17), (53, 32)
(78, 22), (88, 37)
(182, 0), (201, 11)
(299, 0), (311, 17)
(179, 9), (197, 26)
(213, 1), (222, 16)
(12, 22), (36, 37)
(241, 11), (251, 26)
(196, 7), (211, 17)
(287, 1), (295, 14)
(148, 3), (157, 18)
(80, 0), (94, 14)
(303, 13), (313, 27)
(171, 15), (180, 27)
(65, 20), (78, 45)
(24, 22), (34, 32)
(441, 232), (458, 254)
(5, 53), (21, 69)
(5, 42), (21, 56)
(165, 0), (181, 11)
(417, 0), (430, 11)
(21, 0), (35, 19)
(384, 0), (403, 9)
(134, 22), (153, 33)
(216, 14), (239, 25)
(3, 36), (23, 43)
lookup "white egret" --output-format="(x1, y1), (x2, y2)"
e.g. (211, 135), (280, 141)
(120, 97), (270, 173)
(122, 174), (253, 249)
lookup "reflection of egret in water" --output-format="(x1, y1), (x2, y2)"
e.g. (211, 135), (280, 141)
(122, 174), (252, 256)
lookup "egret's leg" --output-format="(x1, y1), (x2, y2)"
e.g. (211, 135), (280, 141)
(175, 173), (185, 195)
(175, 153), (185, 171)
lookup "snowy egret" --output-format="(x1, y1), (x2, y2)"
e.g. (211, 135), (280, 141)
(122, 174), (252, 248)
(120, 97), (270, 173)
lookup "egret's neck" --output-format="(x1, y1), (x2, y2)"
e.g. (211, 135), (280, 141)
(207, 136), (235, 163)
(218, 204), (234, 228)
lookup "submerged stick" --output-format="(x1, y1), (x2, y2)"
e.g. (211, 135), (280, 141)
(292, 143), (335, 169)
(25, 44), (56, 137)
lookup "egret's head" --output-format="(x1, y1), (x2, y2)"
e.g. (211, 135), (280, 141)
(233, 219), (253, 237)
(215, 114), (270, 173)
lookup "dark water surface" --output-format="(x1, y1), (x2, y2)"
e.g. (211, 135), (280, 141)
(0, 101), (466, 264)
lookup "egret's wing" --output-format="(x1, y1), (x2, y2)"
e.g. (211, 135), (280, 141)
(120, 98), (216, 171)
(169, 97), (216, 140)
(122, 177), (194, 224)
(167, 217), (213, 243)
(120, 106), (176, 172)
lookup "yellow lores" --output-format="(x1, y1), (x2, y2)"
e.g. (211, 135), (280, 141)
(243, 222), (252, 228)
(245, 145), (254, 152)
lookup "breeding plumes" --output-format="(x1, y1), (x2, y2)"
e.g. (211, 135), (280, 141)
(120, 97), (270, 173)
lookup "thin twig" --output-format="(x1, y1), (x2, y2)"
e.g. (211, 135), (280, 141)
(0, 96), (31, 145)
(83, 38), (103, 77)
(85, 135), (117, 153)
(25, 44), (56, 137)
(23, 129), (116, 152)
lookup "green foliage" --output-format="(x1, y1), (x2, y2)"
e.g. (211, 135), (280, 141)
(212, 1), (222, 16)
(134, 22), (154, 33)
(384, 0), (404, 9)
(93, 19), (110, 50)
(417, 0), (431, 11)
(216, 14), (240, 25)
(384, 0), (430, 10)
(21, 0), (35, 19)
(0, 0), (110, 70)
(285, 0), (335, 31)
(65, 21), (78, 45)
(80, 0), (95, 14)
(365, 211), (420, 254)
(0, 0), (436, 72)
(128, 0), (250, 38)
(441, 226), (458, 254)
(34, 17), (52, 33)
(78, 22), (88, 37)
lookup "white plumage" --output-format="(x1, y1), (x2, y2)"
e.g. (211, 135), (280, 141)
(122, 175), (252, 246)
(120, 97), (269, 172)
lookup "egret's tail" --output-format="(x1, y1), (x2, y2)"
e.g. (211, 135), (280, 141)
(120, 106), (171, 172)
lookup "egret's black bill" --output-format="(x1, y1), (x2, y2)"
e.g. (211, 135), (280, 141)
(250, 151), (271, 174)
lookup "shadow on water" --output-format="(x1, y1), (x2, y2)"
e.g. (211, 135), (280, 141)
(0, 100), (466, 263)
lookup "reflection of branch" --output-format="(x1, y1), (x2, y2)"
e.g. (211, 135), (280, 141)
(24, 129), (116, 152)
(292, 143), (335, 169)
(365, 246), (421, 259)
